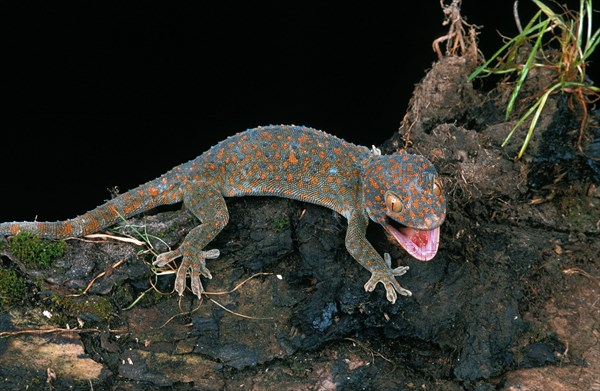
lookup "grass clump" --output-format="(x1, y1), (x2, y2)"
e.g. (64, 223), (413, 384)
(8, 232), (66, 268)
(469, 0), (600, 159)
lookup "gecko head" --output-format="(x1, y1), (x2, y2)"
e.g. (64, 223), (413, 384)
(361, 152), (446, 261)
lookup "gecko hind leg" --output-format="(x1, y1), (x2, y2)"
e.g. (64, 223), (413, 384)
(153, 183), (228, 298)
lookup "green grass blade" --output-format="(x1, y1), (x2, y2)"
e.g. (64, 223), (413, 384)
(468, 12), (546, 81)
(517, 89), (553, 159)
(505, 18), (551, 120)
(468, 36), (522, 80)
(502, 97), (544, 147)
(532, 0), (557, 20)
(580, 0), (586, 49)
(502, 82), (568, 148)
(583, 28), (600, 60)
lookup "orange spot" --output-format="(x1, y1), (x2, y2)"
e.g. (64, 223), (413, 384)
(149, 187), (159, 197)
(319, 150), (326, 159)
(289, 151), (298, 164)
(287, 173), (294, 182)
(255, 150), (262, 158)
(61, 223), (73, 236)
(303, 157), (310, 167)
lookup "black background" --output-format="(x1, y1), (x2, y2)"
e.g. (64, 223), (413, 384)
(1, 1), (593, 221)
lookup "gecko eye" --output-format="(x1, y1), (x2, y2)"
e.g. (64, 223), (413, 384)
(433, 179), (443, 198)
(385, 192), (403, 213)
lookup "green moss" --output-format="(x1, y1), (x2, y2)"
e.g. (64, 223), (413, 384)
(9, 232), (66, 268)
(529, 327), (549, 344)
(0, 268), (28, 309)
(51, 295), (115, 323)
(564, 196), (600, 232)
(271, 215), (290, 232)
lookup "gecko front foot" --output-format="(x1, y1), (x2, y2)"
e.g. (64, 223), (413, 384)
(364, 253), (412, 304)
(154, 248), (220, 298)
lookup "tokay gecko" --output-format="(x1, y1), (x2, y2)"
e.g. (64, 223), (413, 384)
(0, 125), (446, 303)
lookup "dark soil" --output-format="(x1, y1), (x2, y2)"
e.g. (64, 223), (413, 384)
(1, 53), (599, 390)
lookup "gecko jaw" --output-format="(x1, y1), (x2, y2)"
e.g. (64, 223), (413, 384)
(384, 218), (440, 261)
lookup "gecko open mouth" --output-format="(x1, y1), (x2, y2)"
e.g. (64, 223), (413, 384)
(384, 217), (440, 261)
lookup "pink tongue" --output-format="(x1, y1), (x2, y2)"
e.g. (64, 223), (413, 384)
(386, 224), (440, 261)
(401, 227), (429, 247)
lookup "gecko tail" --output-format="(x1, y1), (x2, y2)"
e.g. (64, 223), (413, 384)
(0, 220), (88, 239)
(0, 179), (184, 240)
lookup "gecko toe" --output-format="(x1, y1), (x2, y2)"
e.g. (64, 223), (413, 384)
(153, 249), (182, 267)
(391, 265), (409, 276)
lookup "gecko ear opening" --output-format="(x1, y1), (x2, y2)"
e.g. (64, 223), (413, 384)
(385, 192), (403, 213)
(433, 179), (443, 198)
